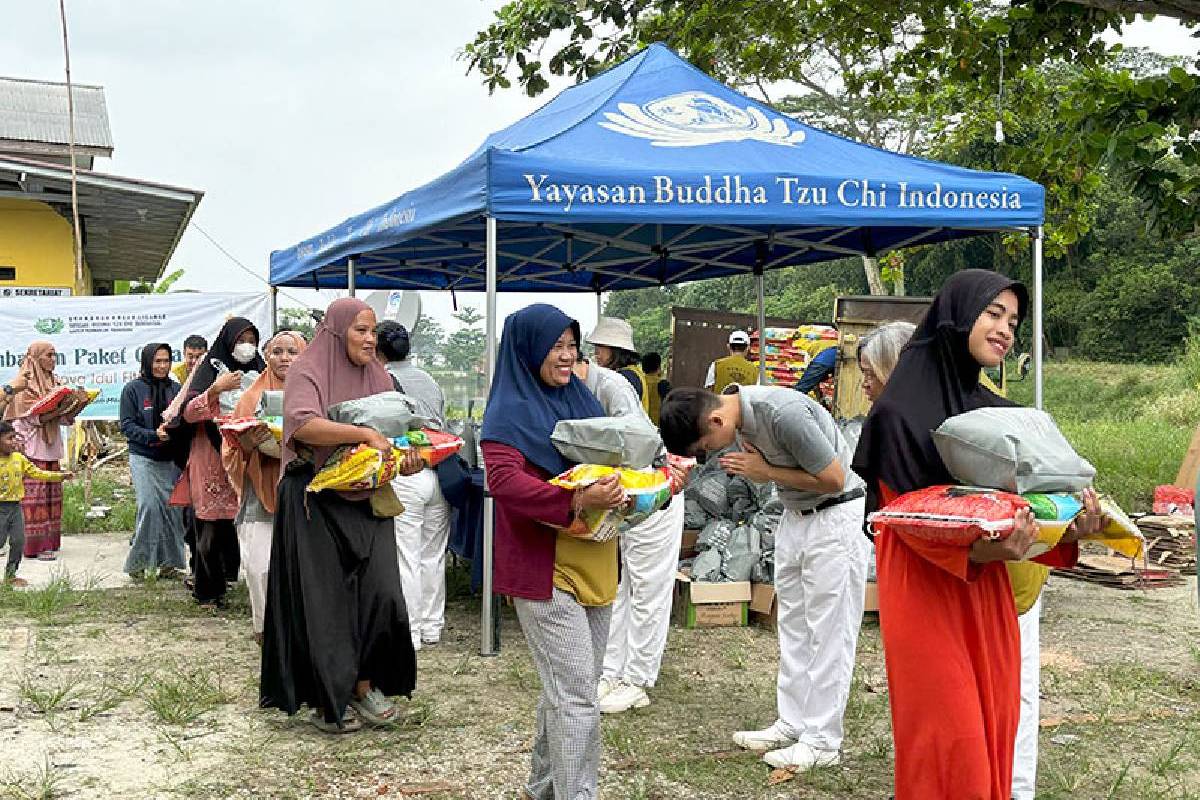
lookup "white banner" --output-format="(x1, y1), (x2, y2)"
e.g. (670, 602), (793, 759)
(0, 293), (272, 420)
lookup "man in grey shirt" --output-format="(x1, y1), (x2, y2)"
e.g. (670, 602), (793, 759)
(660, 385), (871, 773)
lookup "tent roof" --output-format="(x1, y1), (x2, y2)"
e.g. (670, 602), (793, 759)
(270, 43), (1043, 292)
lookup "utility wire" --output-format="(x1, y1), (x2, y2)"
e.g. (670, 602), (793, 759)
(191, 222), (319, 309)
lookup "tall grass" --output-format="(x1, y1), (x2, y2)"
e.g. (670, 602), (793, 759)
(1008, 360), (1196, 511)
(61, 475), (136, 535)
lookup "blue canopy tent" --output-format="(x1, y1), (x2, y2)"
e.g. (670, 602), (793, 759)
(270, 43), (1047, 654)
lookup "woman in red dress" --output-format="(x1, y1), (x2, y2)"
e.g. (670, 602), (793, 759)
(852, 270), (1084, 799)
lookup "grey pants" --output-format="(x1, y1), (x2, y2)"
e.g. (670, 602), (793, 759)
(0, 501), (24, 577)
(514, 588), (612, 800)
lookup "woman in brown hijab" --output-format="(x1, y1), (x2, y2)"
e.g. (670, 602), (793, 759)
(4, 342), (87, 559)
(259, 299), (421, 733)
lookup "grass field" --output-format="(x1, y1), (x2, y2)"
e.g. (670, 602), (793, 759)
(1008, 360), (1199, 511)
(0, 547), (1196, 799)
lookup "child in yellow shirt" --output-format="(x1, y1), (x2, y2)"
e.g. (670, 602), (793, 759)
(0, 421), (70, 587)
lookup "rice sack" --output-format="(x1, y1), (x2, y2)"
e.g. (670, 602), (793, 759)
(549, 464), (672, 542)
(868, 485), (1029, 546)
(307, 429), (464, 493)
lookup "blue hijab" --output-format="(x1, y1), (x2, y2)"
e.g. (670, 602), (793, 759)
(482, 304), (605, 476)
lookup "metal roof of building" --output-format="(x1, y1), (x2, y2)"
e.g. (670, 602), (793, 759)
(0, 155), (202, 284)
(0, 77), (113, 158)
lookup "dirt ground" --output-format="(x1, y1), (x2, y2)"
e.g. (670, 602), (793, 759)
(1, 531), (1198, 799)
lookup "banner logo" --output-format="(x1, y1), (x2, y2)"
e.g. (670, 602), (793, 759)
(35, 318), (64, 335)
(599, 92), (805, 148)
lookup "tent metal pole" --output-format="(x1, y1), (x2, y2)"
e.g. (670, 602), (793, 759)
(595, 291), (602, 327)
(347, 256), (357, 297)
(269, 286), (278, 333)
(481, 216), (499, 657)
(1032, 226), (1044, 410)
(755, 272), (766, 385)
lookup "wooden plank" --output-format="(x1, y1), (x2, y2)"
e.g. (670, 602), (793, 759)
(1174, 421), (1200, 488)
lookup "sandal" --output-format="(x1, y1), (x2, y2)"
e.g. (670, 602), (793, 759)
(309, 707), (361, 734)
(349, 687), (399, 727)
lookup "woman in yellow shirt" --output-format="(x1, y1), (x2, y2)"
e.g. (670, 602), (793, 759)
(0, 421), (70, 586)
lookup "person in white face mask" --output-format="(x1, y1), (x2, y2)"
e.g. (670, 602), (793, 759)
(166, 317), (265, 608)
(377, 321), (450, 650)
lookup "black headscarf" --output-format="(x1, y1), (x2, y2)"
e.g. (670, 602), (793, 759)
(174, 317), (266, 456)
(138, 343), (174, 431)
(852, 269), (1028, 513)
(187, 317), (266, 396)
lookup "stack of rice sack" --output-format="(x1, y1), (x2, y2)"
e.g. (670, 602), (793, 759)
(868, 407), (1144, 561)
(746, 324), (837, 388)
(546, 416), (674, 542)
(681, 447), (785, 583)
(307, 391), (463, 493)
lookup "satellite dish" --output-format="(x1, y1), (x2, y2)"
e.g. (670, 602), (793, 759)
(364, 290), (421, 330)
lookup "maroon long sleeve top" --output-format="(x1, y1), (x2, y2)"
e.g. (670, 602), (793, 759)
(482, 441), (574, 601)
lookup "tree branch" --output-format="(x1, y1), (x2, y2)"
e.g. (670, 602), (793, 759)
(1063, 0), (1200, 22)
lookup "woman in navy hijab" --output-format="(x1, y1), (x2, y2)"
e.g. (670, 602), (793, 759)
(481, 304), (626, 800)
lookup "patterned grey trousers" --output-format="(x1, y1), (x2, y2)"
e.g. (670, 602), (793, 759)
(514, 588), (612, 800)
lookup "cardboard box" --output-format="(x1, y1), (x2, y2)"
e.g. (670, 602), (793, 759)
(749, 582), (777, 631)
(864, 581), (879, 613)
(680, 529), (700, 559)
(673, 572), (751, 628)
(749, 581), (879, 631)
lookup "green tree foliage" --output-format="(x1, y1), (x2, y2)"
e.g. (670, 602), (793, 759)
(277, 307), (318, 340)
(409, 313), (446, 366)
(464, 0), (1199, 239)
(442, 306), (487, 373)
(1074, 240), (1200, 363)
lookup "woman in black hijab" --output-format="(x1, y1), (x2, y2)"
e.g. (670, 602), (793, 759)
(852, 270), (1094, 800)
(174, 317), (265, 606)
(120, 343), (187, 578)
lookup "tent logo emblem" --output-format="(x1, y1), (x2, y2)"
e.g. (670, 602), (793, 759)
(600, 91), (805, 148)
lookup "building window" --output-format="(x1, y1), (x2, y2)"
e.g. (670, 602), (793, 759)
(0, 267), (16, 281)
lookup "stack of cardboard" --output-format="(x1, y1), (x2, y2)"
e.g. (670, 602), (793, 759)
(1137, 515), (1197, 573)
(1053, 554), (1183, 589)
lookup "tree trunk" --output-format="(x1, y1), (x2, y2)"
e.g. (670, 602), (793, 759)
(892, 266), (907, 296)
(862, 256), (886, 296)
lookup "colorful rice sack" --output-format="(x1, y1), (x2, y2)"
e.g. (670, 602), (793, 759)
(549, 464), (672, 542)
(391, 429), (465, 468)
(307, 430), (464, 493)
(307, 444), (400, 493)
(219, 416), (284, 453)
(867, 485), (1028, 546)
(29, 386), (100, 417)
(1152, 485), (1195, 517)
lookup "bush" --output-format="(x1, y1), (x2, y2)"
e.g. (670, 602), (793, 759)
(1075, 249), (1200, 363)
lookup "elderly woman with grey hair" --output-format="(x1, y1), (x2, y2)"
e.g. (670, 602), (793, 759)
(857, 321), (916, 403)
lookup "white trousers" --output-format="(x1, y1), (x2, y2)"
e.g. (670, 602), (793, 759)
(391, 468), (451, 648)
(773, 498), (869, 753)
(601, 496), (685, 688)
(1013, 595), (1042, 800)
(236, 519), (273, 634)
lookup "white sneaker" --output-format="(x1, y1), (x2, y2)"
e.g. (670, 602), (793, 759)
(598, 681), (650, 714)
(762, 741), (840, 771)
(597, 676), (617, 701)
(732, 721), (797, 753)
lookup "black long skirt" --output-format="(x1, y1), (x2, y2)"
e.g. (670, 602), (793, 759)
(259, 463), (416, 725)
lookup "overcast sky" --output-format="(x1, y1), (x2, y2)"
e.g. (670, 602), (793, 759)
(1, 2), (1194, 335)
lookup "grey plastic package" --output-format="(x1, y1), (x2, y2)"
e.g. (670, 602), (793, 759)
(326, 391), (423, 438)
(550, 415), (662, 468)
(933, 407), (1096, 494)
